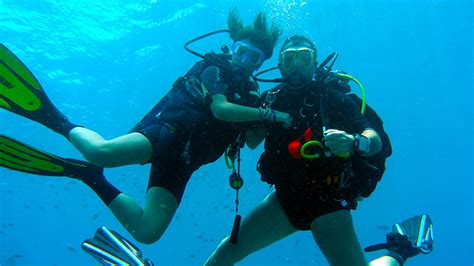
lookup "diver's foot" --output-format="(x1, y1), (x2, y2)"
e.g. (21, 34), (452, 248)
(0, 135), (120, 204)
(384, 233), (420, 265)
(67, 159), (121, 205)
(65, 158), (104, 180)
(0, 135), (95, 177)
(365, 214), (434, 265)
(44, 106), (79, 139)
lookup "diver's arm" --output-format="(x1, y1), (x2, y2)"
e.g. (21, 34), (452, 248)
(210, 94), (259, 122)
(328, 91), (381, 156)
(323, 128), (381, 157)
(245, 127), (266, 149)
(361, 128), (382, 156)
(210, 94), (291, 126)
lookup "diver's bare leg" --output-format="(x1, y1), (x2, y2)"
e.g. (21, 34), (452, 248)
(310, 210), (367, 266)
(205, 192), (297, 266)
(369, 256), (400, 266)
(108, 186), (178, 244)
(69, 127), (152, 167)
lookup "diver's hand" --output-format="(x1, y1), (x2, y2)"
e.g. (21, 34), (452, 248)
(259, 108), (293, 128)
(275, 111), (293, 128)
(323, 129), (354, 155)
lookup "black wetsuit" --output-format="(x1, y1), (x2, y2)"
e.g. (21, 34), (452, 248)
(259, 82), (372, 230)
(136, 65), (259, 203)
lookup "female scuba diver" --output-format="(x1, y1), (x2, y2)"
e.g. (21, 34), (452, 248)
(205, 35), (431, 266)
(0, 9), (291, 245)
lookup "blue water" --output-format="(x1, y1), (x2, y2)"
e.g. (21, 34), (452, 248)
(0, 0), (472, 265)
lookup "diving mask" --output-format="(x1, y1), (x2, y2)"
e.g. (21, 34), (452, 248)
(232, 40), (266, 67)
(279, 47), (316, 70)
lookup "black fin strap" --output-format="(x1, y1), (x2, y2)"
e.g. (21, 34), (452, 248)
(387, 250), (406, 266)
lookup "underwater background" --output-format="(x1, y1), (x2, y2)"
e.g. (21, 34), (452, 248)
(0, 0), (472, 265)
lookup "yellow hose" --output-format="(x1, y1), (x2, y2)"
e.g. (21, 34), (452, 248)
(335, 73), (366, 114)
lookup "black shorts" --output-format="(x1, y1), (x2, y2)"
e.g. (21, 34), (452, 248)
(275, 178), (350, 231)
(137, 123), (200, 203)
(146, 154), (199, 203)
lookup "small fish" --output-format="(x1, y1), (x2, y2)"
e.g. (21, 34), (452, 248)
(67, 245), (77, 252)
(12, 254), (24, 258)
(92, 212), (100, 220)
(376, 225), (389, 231)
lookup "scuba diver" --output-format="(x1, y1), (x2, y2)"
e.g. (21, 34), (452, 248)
(0, 9), (291, 245)
(205, 35), (433, 266)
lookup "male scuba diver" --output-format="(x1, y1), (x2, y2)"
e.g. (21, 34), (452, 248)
(0, 9), (291, 245)
(205, 35), (430, 266)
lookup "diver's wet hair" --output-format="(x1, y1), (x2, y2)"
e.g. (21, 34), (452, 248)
(227, 8), (282, 59)
(280, 35), (317, 54)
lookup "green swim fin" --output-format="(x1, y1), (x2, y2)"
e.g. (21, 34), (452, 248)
(0, 44), (75, 136)
(0, 134), (99, 178)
